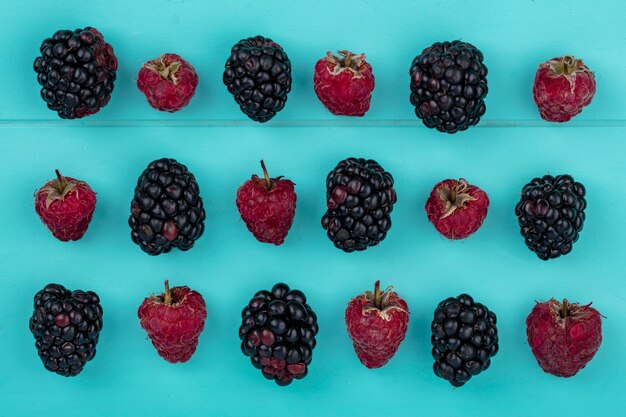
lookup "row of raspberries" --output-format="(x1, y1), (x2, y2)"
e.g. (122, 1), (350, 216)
(30, 281), (603, 387)
(34, 29), (596, 129)
(35, 160), (587, 261)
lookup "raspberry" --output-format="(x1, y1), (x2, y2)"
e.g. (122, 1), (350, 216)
(235, 161), (297, 245)
(345, 281), (409, 368)
(425, 178), (489, 239)
(34, 170), (97, 241)
(526, 299), (602, 377)
(533, 56), (596, 122)
(137, 53), (198, 112)
(313, 50), (375, 116)
(138, 280), (207, 363)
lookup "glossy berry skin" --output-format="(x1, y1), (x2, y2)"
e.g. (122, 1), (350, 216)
(34, 27), (117, 119)
(321, 158), (397, 252)
(35, 170), (96, 241)
(345, 281), (409, 368)
(138, 281), (207, 363)
(425, 178), (489, 239)
(129, 158), (206, 255)
(137, 53), (198, 112)
(29, 283), (103, 376)
(236, 161), (296, 245)
(239, 283), (318, 386)
(526, 299), (602, 377)
(223, 36), (292, 122)
(313, 50), (375, 116)
(431, 294), (499, 387)
(515, 174), (586, 260)
(533, 56), (596, 123)
(410, 40), (488, 133)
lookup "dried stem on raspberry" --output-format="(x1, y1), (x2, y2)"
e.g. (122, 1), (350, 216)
(164, 280), (172, 305)
(260, 160), (274, 191)
(561, 299), (569, 319)
(438, 179), (477, 219)
(54, 169), (67, 193)
(373, 280), (381, 310)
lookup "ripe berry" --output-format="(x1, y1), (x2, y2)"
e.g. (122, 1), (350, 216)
(533, 56), (596, 122)
(235, 161), (297, 245)
(138, 280), (207, 363)
(34, 170), (97, 241)
(345, 281), (409, 368)
(425, 178), (489, 239)
(137, 53), (198, 112)
(526, 299), (602, 377)
(313, 50), (375, 116)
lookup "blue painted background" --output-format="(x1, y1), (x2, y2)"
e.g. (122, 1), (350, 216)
(1, 1), (625, 416)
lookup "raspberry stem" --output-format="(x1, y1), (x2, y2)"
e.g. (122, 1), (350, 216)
(164, 280), (172, 305)
(260, 160), (273, 191)
(54, 169), (67, 193)
(373, 280), (381, 309)
(561, 299), (568, 318)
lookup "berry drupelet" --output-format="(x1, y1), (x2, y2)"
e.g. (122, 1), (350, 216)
(239, 283), (318, 386)
(431, 294), (499, 387)
(223, 36), (292, 122)
(29, 283), (103, 376)
(129, 158), (206, 255)
(515, 174), (586, 260)
(321, 158), (397, 252)
(410, 40), (488, 133)
(34, 27), (118, 119)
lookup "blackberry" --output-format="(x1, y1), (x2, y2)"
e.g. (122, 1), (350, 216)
(321, 158), (397, 252)
(223, 36), (292, 123)
(129, 158), (206, 255)
(33, 27), (118, 119)
(29, 284), (103, 376)
(431, 294), (498, 387)
(409, 40), (488, 133)
(239, 283), (318, 386)
(515, 174), (586, 260)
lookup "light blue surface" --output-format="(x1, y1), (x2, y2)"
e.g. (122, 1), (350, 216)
(1, 1), (625, 416)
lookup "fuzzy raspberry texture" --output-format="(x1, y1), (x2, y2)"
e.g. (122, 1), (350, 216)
(533, 56), (596, 123)
(138, 281), (207, 363)
(345, 281), (409, 368)
(313, 50), (375, 116)
(236, 161), (296, 245)
(137, 53), (198, 112)
(425, 178), (489, 239)
(34, 170), (96, 241)
(526, 299), (602, 377)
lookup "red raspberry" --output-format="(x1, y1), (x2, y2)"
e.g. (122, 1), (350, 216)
(34, 170), (96, 241)
(313, 50), (375, 116)
(345, 281), (409, 368)
(526, 299), (602, 377)
(235, 161), (297, 245)
(137, 53), (198, 112)
(533, 56), (596, 122)
(138, 280), (207, 363)
(425, 178), (489, 239)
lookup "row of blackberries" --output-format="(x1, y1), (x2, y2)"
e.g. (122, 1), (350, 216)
(30, 281), (602, 387)
(34, 28), (596, 130)
(35, 158), (587, 261)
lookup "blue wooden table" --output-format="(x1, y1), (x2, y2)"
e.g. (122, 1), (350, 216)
(1, 1), (624, 416)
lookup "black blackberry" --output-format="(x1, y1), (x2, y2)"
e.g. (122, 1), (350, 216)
(223, 35), (292, 123)
(515, 174), (586, 260)
(33, 27), (118, 119)
(29, 284), (103, 376)
(409, 40), (488, 133)
(321, 158), (397, 252)
(239, 283), (318, 386)
(129, 158), (205, 255)
(431, 294), (498, 387)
